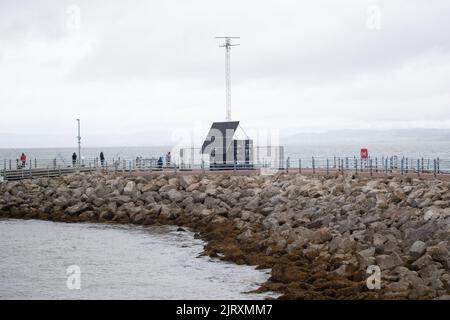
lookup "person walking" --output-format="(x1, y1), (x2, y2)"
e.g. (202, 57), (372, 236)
(72, 152), (77, 167)
(20, 153), (27, 168)
(100, 152), (105, 167)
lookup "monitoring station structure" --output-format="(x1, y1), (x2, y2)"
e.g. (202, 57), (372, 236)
(200, 37), (254, 170)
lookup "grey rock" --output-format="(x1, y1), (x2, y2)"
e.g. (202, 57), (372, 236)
(376, 252), (404, 270)
(133, 213), (146, 224)
(123, 181), (136, 195)
(424, 208), (441, 221)
(166, 189), (184, 203)
(409, 240), (427, 258)
(100, 211), (114, 220)
(311, 227), (332, 244)
(113, 195), (131, 205)
(411, 254), (433, 271)
(64, 203), (89, 216)
(237, 229), (252, 242)
(426, 245), (449, 263)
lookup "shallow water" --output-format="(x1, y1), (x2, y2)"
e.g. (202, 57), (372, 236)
(0, 219), (275, 300)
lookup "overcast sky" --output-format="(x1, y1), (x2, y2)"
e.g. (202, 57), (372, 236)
(1, 0), (450, 147)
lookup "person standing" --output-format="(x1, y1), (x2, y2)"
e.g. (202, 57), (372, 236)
(165, 152), (171, 167)
(100, 152), (105, 167)
(20, 153), (27, 167)
(72, 152), (77, 167)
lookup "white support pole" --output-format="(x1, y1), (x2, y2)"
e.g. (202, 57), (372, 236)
(76, 119), (81, 167)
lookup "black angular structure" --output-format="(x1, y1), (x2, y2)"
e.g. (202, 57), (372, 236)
(201, 121), (253, 170)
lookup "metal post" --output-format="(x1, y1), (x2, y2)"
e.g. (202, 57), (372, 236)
(370, 158), (373, 176)
(299, 159), (302, 174)
(326, 158), (329, 175)
(417, 159), (420, 177)
(437, 157), (440, 174)
(434, 159), (437, 177)
(355, 158), (358, 175)
(401, 157), (404, 175)
(76, 119), (81, 167)
(286, 157), (289, 173)
(312, 157), (315, 174)
(375, 157), (378, 172)
(405, 157), (408, 173)
(390, 157), (393, 173)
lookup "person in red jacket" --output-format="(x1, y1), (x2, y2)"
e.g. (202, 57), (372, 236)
(20, 153), (26, 167)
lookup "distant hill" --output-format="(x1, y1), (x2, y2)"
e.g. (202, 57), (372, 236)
(281, 128), (450, 145)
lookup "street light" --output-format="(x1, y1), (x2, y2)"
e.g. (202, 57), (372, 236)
(76, 119), (81, 167)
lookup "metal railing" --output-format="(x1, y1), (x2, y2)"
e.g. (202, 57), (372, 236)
(1, 155), (449, 181)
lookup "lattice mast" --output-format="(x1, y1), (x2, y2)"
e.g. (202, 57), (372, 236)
(216, 37), (240, 121)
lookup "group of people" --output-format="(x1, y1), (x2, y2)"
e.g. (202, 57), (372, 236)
(71, 152), (105, 167)
(15, 151), (172, 170)
(157, 152), (171, 168)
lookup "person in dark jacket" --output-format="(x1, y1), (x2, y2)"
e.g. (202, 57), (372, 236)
(165, 152), (171, 167)
(157, 156), (163, 169)
(100, 152), (105, 167)
(72, 152), (77, 167)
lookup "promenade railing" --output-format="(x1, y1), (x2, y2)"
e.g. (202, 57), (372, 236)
(1, 156), (449, 181)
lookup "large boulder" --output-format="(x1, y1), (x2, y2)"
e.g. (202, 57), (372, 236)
(64, 203), (89, 216)
(426, 244), (449, 264)
(409, 240), (427, 258)
(123, 181), (136, 195)
(166, 189), (184, 203)
(179, 175), (199, 189)
(376, 252), (404, 270)
(311, 227), (332, 244)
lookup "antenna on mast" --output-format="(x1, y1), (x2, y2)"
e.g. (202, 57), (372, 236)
(216, 36), (240, 121)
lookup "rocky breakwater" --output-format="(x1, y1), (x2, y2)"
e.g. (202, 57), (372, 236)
(0, 172), (450, 299)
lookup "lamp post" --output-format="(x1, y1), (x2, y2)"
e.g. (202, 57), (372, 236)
(76, 119), (81, 167)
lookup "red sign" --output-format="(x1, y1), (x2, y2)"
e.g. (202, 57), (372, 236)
(360, 148), (369, 159)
